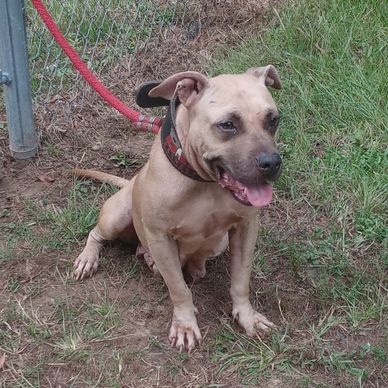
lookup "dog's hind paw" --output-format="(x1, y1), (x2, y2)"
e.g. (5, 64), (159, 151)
(136, 245), (160, 276)
(73, 253), (99, 280)
(186, 259), (206, 281)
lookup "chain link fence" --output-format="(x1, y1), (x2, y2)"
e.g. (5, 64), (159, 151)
(1, 0), (270, 159)
(25, 0), (269, 102)
(25, 0), (194, 102)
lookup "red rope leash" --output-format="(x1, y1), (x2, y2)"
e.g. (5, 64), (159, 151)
(31, 0), (162, 134)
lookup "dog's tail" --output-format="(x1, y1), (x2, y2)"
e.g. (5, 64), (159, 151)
(71, 168), (130, 188)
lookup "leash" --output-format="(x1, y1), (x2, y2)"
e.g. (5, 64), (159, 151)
(30, 0), (162, 134)
(31, 0), (210, 182)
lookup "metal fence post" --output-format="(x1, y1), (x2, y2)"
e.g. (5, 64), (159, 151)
(0, 0), (38, 159)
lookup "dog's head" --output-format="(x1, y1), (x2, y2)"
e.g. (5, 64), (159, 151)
(149, 66), (282, 208)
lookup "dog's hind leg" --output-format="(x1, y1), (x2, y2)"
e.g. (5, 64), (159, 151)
(135, 244), (160, 275)
(74, 177), (137, 280)
(186, 257), (207, 281)
(186, 234), (229, 281)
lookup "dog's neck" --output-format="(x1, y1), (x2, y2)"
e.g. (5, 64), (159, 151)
(161, 99), (214, 182)
(177, 107), (214, 181)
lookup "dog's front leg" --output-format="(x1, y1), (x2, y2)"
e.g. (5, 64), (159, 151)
(229, 218), (275, 336)
(147, 235), (201, 351)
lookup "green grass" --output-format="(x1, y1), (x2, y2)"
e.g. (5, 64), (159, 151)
(52, 298), (121, 361)
(110, 152), (146, 169)
(212, 0), (387, 384)
(213, 0), (387, 242)
(0, 180), (115, 261)
(36, 181), (114, 248)
(213, 321), (385, 386)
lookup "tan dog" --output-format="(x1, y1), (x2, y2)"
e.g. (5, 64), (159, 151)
(73, 66), (282, 351)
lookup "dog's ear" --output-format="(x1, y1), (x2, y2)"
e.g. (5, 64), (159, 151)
(148, 71), (209, 107)
(246, 65), (281, 90)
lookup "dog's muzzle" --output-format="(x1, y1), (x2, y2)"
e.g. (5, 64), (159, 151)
(255, 152), (282, 181)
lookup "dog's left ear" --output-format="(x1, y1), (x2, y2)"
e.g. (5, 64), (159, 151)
(246, 65), (282, 90)
(149, 71), (209, 107)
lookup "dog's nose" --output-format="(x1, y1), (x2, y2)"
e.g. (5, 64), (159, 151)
(256, 153), (282, 177)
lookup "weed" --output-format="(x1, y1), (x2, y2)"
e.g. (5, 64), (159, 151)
(214, 327), (289, 382)
(27, 321), (52, 341)
(148, 335), (167, 350)
(124, 258), (140, 279)
(122, 348), (145, 364)
(55, 332), (87, 359)
(45, 141), (60, 157)
(21, 180), (116, 252)
(110, 152), (144, 169)
(6, 277), (21, 293)
(0, 221), (34, 262)
(83, 300), (120, 340)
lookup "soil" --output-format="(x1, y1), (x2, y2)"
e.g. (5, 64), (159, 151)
(1, 1), (386, 387)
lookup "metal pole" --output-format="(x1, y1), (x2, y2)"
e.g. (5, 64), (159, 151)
(0, 0), (38, 159)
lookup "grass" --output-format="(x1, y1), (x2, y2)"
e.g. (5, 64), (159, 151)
(110, 152), (147, 169)
(0, 180), (115, 261)
(213, 322), (383, 386)
(213, 0), (387, 241)
(1, 0), (387, 386)
(211, 0), (387, 385)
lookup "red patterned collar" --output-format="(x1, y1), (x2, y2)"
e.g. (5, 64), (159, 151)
(161, 98), (212, 182)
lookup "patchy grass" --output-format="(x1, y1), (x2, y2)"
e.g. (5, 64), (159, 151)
(1, 180), (115, 260)
(1, 0), (387, 386)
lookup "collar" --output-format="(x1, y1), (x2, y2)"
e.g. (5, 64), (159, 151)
(161, 97), (212, 182)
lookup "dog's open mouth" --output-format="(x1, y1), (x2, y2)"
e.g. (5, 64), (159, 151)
(217, 169), (273, 208)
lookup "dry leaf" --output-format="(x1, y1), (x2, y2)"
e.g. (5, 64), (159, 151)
(315, 42), (326, 54)
(38, 175), (55, 183)
(49, 95), (61, 104)
(0, 353), (5, 370)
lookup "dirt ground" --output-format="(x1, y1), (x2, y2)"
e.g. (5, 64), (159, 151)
(0, 1), (386, 387)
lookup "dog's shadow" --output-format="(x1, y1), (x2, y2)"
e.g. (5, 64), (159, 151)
(101, 240), (231, 319)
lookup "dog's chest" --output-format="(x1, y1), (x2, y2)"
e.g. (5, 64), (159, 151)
(168, 206), (244, 257)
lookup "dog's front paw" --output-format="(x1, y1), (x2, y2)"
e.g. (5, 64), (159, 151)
(73, 253), (99, 280)
(168, 310), (202, 352)
(232, 303), (275, 337)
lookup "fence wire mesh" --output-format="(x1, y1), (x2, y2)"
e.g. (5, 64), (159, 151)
(24, 0), (270, 112)
(25, 0), (193, 102)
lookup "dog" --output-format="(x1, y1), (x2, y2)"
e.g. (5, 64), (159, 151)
(73, 66), (282, 351)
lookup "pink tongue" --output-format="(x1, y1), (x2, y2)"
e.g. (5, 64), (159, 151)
(245, 184), (273, 208)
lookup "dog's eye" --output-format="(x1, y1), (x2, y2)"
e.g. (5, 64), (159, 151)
(267, 113), (280, 133)
(218, 121), (237, 134)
